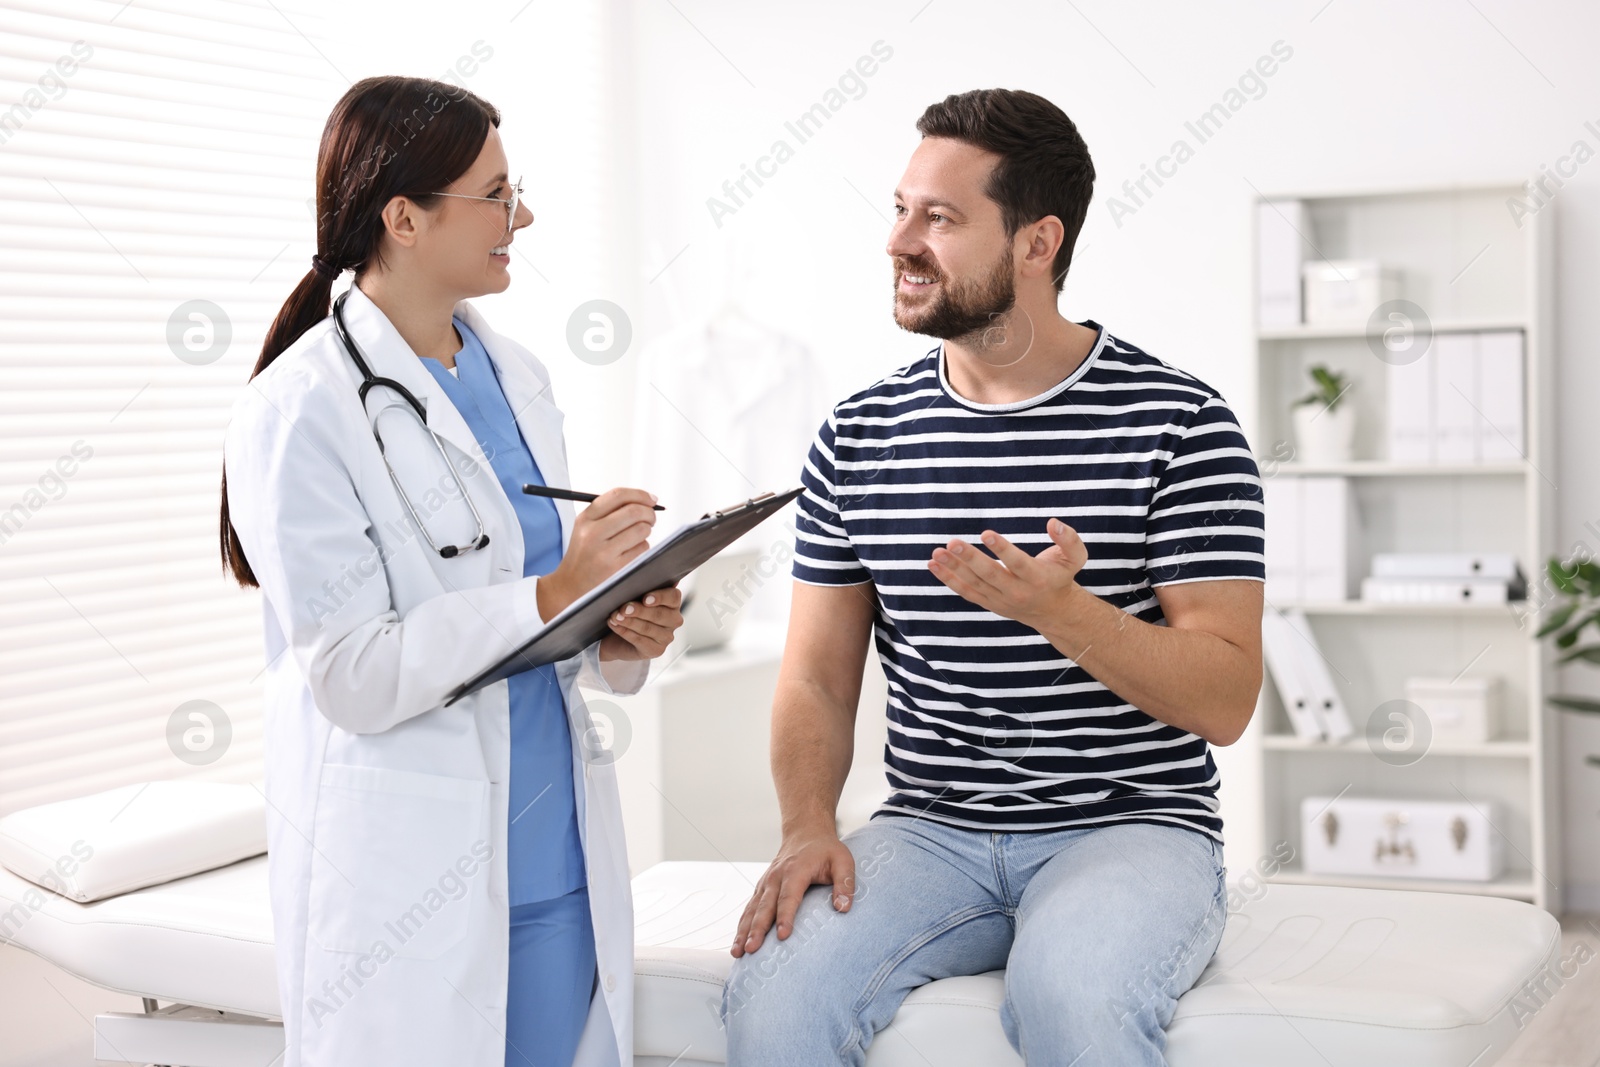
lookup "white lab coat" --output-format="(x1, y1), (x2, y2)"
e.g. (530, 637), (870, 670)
(223, 285), (647, 1067)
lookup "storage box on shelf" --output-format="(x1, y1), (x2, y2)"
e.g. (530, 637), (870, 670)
(1301, 794), (1507, 883)
(1250, 183), (1560, 912)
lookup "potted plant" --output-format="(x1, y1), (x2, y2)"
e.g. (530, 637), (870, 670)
(1537, 555), (1600, 768)
(1290, 364), (1355, 464)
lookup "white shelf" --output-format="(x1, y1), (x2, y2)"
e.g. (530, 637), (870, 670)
(1265, 864), (1537, 901)
(1268, 461), (1526, 477)
(1258, 317), (1527, 341)
(1252, 184), (1560, 914)
(1283, 599), (1523, 617)
(1262, 734), (1533, 758)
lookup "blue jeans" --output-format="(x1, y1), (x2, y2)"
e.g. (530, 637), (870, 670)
(720, 816), (1226, 1067)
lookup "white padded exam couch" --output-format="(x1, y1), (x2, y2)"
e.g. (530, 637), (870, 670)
(0, 783), (1563, 1067)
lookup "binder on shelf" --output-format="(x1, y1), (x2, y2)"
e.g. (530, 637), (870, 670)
(1387, 350), (1433, 464)
(1476, 331), (1526, 462)
(1262, 609), (1323, 740)
(1301, 477), (1358, 601)
(1285, 609), (1354, 742)
(1262, 476), (1303, 604)
(1371, 551), (1520, 580)
(1262, 475), (1360, 603)
(1256, 199), (1308, 327)
(1360, 577), (1512, 605)
(1384, 329), (1525, 464)
(1370, 552), (1525, 599)
(1432, 333), (1478, 464)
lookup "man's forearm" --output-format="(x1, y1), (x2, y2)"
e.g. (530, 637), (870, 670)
(770, 677), (856, 836)
(1033, 584), (1258, 745)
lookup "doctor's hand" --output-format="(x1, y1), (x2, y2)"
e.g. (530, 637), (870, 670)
(731, 827), (854, 958)
(928, 518), (1090, 633)
(598, 586), (683, 661)
(537, 487), (659, 621)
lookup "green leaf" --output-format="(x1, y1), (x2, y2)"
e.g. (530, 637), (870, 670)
(1557, 645), (1600, 666)
(1305, 365), (1351, 410)
(1549, 557), (1579, 595)
(1552, 611), (1600, 647)
(1550, 695), (1600, 714)
(1588, 755), (1600, 769)
(1537, 601), (1579, 637)
(1570, 609), (1600, 642)
(1578, 561), (1600, 595)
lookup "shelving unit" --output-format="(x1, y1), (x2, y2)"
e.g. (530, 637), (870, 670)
(1251, 183), (1562, 913)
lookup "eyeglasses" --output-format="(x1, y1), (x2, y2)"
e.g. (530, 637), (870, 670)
(427, 176), (525, 237)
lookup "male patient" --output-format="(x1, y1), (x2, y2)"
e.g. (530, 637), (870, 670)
(719, 89), (1266, 1067)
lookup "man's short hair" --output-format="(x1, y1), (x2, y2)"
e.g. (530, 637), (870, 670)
(915, 89), (1095, 292)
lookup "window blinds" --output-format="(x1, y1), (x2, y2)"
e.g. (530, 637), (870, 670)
(0, 0), (339, 814)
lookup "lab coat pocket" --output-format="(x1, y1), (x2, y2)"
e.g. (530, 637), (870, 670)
(307, 763), (491, 960)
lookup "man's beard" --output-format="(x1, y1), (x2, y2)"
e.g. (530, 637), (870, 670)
(892, 248), (1016, 342)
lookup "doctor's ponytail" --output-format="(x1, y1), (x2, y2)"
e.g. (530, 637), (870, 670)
(220, 76), (501, 588)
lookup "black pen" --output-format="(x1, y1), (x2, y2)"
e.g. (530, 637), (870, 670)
(521, 484), (665, 511)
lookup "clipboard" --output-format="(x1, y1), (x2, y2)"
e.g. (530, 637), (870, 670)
(444, 487), (803, 705)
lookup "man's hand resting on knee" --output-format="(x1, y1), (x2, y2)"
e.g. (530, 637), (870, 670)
(730, 581), (878, 957)
(732, 826), (855, 957)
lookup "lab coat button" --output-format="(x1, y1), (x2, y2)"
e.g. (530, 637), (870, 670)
(603, 972), (616, 992)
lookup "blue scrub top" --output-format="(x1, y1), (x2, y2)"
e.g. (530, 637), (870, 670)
(420, 319), (587, 906)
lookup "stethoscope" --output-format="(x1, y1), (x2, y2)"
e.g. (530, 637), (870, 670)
(332, 289), (492, 558)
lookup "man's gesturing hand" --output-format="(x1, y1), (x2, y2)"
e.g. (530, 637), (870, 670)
(927, 517), (1090, 631)
(730, 829), (855, 958)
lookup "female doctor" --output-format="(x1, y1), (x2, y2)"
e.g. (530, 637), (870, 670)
(219, 76), (682, 1067)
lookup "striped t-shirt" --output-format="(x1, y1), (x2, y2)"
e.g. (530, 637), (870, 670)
(793, 322), (1265, 843)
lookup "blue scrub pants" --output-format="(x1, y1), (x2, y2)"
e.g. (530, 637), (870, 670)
(505, 886), (598, 1067)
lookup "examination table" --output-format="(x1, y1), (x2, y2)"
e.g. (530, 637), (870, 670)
(0, 782), (1563, 1067)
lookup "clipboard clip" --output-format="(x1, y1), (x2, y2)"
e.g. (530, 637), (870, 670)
(702, 490), (777, 520)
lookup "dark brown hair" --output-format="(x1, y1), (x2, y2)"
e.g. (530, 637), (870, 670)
(915, 89), (1095, 292)
(220, 76), (500, 588)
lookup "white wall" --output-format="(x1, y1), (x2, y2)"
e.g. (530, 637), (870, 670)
(604, 0), (1600, 902)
